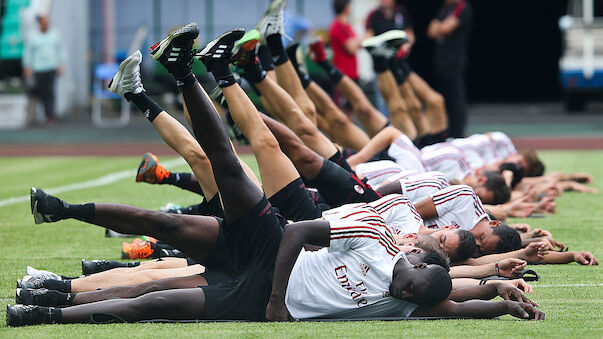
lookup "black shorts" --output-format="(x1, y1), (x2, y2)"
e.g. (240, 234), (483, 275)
(305, 159), (382, 208)
(166, 194), (225, 218)
(200, 197), (282, 321)
(328, 150), (354, 174)
(368, 146), (397, 163)
(268, 177), (323, 222)
(197, 217), (236, 274)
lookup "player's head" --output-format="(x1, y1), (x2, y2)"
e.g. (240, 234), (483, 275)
(430, 228), (476, 261)
(473, 171), (511, 204)
(407, 251), (451, 272)
(37, 15), (49, 32)
(505, 150), (544, 177)
(475, 220), (522, 254)
(333, 0), (350, 16)
(390, 258), (452, 306)
(379, 0), (395, 9)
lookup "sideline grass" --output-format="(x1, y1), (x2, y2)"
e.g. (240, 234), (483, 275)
(0, 151), (601, 338)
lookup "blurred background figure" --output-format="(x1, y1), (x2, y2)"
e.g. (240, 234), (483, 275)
(22, 14), (65, 125)
(427, 0), (472, 138)
(329, 0), (360, 82)
(365, 0), (414, 43)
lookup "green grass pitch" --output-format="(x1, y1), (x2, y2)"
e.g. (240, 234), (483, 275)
(0, 151), (601, 337)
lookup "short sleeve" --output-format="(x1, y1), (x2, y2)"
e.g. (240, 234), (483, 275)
(328, 219), (391, 253)
(430, 185), (488, 230)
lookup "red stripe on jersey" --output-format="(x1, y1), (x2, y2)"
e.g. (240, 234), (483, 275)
(434, 193), (474, 206)
(432, 186), (472, 202)
(331, 225), (398, 251)
(330, 234), (398, 257)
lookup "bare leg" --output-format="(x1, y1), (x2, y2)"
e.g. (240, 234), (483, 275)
(274, 60), (317, 124)
(399, 82), (429, 138)
(92, 204), (221, 263)
(377, 71), (417, 140)
(335, 75), (388, 136)
(221, 83), (300, 197)
(71, 274), (207, 305)
(407, 72), (447, 134)
(60, 288), (206, 323)
(305, 82), (371, 151)
(254, 75), (338, 158)
(71, 265), (205, 292)
(346, 126), (402, 168)
(83, 258), (189, 276)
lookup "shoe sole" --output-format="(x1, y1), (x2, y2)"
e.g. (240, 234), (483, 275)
(108, 51), (141, 94)
(196, 29), (245, 59)
(151, 23), (199, 61)
(30, 188), (43, 225)
(231, 38), (260, 66)
(361, 30), (408, 49)
(255, 0), (287, 31)
(6, 305), (19, 327)
(136, 153), (158, 182)
(15, 289), (23, 304)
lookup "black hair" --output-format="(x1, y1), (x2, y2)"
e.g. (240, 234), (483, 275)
(498, 162), (525, 188)
(456, 230), (476, 260)
(412, 266), (452, 306)
(521, 149), (545, 177)
(482, 171), (511, 204)
(419, 252), (450, 272)
(492, 224), (522, 253)
(333, 0), (350, 14)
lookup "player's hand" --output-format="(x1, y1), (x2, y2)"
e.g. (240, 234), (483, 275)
(507, 197), (537, 218)
(266, 295), (294, 322)
(498, 258), (527, 278)
(495, 283), (538, 306)
(524, 242), (549, 263)
(506, 301), (545, 320)
(531, 228), (552, 238)
(572, 252), (599, 265)
(510, 223), (532, 233)
(568, 172), (593, 183)
(542, 236), (567, 252)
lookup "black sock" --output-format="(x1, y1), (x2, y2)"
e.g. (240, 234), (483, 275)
(286, 43), (311, 88)
(124, 92), (164, 122)
(59, 275), (81, 280)
(371, 55), (388, 73)
(258, 45), (275, 71)
(207, 59), (236, 88)
(63, 203), (95, 223)
(46, 290), (75, 306)
(390, 60), (408, 85)
(317, 60), (344, 84)
(266, 34), (288, 66)
(242, 59), (267, 84)
(328, 151), (354, 173)
(44, 279), (71, 293)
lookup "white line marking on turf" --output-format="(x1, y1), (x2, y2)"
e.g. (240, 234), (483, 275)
(0, 158), (186, 208)
(535, 283), (603, 287)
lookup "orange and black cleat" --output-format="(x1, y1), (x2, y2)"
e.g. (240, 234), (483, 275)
(121, 238), (154, 260)
(136, 152), (170, 184)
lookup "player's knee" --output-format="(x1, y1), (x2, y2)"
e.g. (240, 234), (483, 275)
(251, 134), (280, 153)
(427, 93), (445, 111)
(355, 103), (374, 119)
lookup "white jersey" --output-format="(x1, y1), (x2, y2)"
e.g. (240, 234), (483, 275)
(423, 185), (490, 231)
(355, 160), (408, 187)
(449, 138), (486, 170)
(421, 146), (471, 182)
(322, 194), (423, 236)
(285, 219), (418, 319)
(488, 131), (517, 161)
(401, 172), (450, 202)
(387, 135), (428, 172)
(466, 134), (499, 165)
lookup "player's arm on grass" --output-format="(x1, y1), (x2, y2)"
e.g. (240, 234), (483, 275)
(448, 281), (536, 303)
(539, 251), (599, 265)
(266, 220), (331, 321)
(411, 299), (544, 320)
(450, 258), (526, 279)
(455, 242), (549, 266)
(452, 278), (533, 293)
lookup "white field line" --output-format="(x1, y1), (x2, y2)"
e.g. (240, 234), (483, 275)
(0, 158), (186, 208)
(535, 283), (603, 287)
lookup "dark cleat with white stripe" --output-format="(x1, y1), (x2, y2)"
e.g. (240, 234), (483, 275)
(30, 187), (66, 224)
(195, 29), (245, 70)
(150, 23), (199, 77)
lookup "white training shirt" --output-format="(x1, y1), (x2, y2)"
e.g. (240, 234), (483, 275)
(449, 137), (486, 170)
(421, 145), (471, 183)
(285, 219), (418, 319)
(423, 185), (490, 231)
(322, 194), (424, 236)
(355, 160), (408, 187)
(488, 131), (517, 161)
(387, 135), (429, 172)
(466, 134), (499, 166)
(401, 171), (450, 202)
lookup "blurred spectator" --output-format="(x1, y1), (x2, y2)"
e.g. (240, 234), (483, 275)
(427, 0), (472, 138)
(329, 0), (361, 81)
(22, 15), (65, 124)
(365, 0), (415, 45)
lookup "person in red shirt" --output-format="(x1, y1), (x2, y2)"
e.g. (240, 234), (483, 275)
(328, 0), (361, 81)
